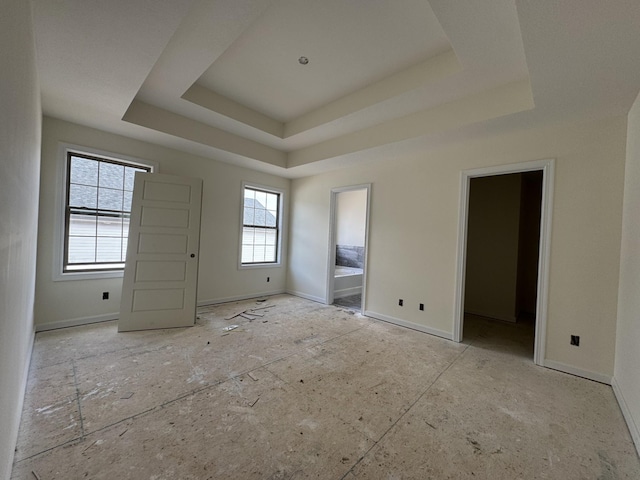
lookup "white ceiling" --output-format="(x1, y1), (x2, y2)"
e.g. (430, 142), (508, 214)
(31, 0), (640, 178)
(197, 0), (450, 122)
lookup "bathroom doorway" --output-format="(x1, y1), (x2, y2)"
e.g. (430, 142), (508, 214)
(327, 185), (371, 312)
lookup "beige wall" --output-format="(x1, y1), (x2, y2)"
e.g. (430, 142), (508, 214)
(336, 189), (367, 247)
(464, 174), (522, 322)
(288, 116), (625, 378)
(0, 0), (41, 477)
(614, 90), (640, 453)
(35, 117), (290, 329)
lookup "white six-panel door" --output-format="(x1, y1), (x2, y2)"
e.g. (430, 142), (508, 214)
(118, 173), (203, 332)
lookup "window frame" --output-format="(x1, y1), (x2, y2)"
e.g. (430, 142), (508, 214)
(53, 143), (157, 281)
(238, 182), (284, 269)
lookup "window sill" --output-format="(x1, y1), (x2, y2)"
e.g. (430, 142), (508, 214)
(239, 262), (282, 270)
(53, 270), (124, 282)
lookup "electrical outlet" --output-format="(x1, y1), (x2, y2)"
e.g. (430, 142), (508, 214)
(102, 292), (109, 300)
(570, 335), (580, 346)
(419, 303), (424, 311)
(398, 299), (403, 306)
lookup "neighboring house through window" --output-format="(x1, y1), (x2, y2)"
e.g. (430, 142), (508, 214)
(241, 185), (282, 265)
(62, 149), (152, 274)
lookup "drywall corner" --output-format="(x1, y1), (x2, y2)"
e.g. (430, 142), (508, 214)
(0, 0), (42, 477)
(613, 88), (640, 458)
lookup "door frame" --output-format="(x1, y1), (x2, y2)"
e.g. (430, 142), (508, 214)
(326, 184), (372, 309)
(453, 159), (554, 366)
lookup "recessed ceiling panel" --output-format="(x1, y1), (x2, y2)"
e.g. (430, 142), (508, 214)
(196, 0), (450, 121)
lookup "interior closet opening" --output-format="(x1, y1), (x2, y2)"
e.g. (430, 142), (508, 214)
(462, 170), (544, 358)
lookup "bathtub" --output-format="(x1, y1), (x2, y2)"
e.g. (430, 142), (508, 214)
(334, 266), (363, 298)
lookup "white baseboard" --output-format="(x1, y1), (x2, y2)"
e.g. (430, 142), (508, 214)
(285, 290), (326, 304)
(35, 292), (288, 331)
(198, 290), (285, 307)
(612, 377), (640, 457)
(542, 359), (612, 385)
(334, 286), (362, 299)
(36, 312), (118, 332)
(364, 310), (453, 341)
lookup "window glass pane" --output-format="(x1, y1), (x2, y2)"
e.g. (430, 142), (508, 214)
(255, 207), (268, 227)
(241, 188), (280, 264)
(266, 193), (278, 211)
(254, 229), (266, 245)
(255, 190), (267, 209)
(99, 162), (124, 189)
(68, 236), (96, 263)
(253, 245), (266, 263)
(123, 191), (133, 212)
(70, 156), (98, 186)
(97, 215), (123, 237)
(121, 214), (131, 256)
(64, 152), (152, 272)
(242, 227), (255, 244)
(98, 188), (123, 211)
(243, 206), (255, 225)
(69, 214), (96, 236)
(96, 237), (122, 262)
(121, 236), (128, 262)
(264, 246), (276, 262)
(69, 184), (97, 209)
(266, 210), (277, 227)
(265, 230), (277, 246)
(241, 245), (254, 263)
(124, 166), (142, 191)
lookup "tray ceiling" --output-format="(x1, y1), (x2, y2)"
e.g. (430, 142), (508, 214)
(32, 0), (640, 178)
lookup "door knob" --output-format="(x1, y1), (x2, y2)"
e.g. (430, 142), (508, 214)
(190, 254), (195, 258)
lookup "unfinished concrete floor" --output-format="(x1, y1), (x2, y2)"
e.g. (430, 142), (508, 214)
(11, 295), (640, 479)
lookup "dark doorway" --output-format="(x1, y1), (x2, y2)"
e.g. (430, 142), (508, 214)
(462, 171), (543, 356)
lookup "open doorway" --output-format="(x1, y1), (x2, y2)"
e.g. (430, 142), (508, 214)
(463, 171), (542, 357)
(454, 159), (554, 365)
(327, 185), (371, 312)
